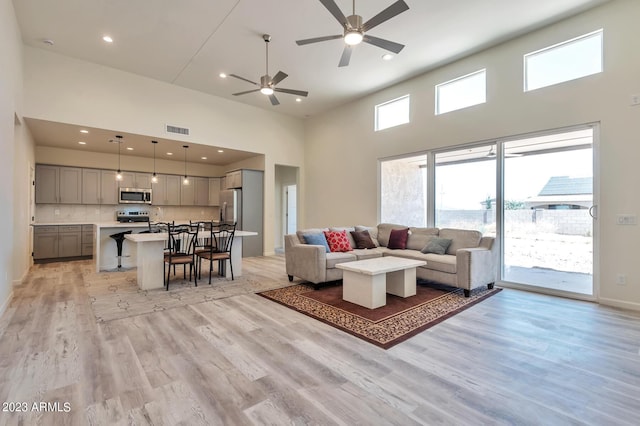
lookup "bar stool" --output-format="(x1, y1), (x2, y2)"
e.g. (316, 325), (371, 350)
(110, 230), (132, 269)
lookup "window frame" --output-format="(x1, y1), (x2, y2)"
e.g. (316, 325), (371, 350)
(435, 69), (487, 115)
(374, 94), (411, 131)
(523, 29), (603, 92)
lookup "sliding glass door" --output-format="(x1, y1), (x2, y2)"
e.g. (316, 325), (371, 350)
(502, 129), (594, 295)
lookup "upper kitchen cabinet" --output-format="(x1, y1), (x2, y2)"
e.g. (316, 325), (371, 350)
(180, 177), (209, 206)
(208, 177), (221, 206)
(225, 170), (242, 189)
(119, 172), (152, 189)
(152, 174), (181, 206)
(36, 165), (82, 204)
(82, 169), (119, 205)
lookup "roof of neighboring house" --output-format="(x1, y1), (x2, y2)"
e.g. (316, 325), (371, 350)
(538, 176), (592, 196)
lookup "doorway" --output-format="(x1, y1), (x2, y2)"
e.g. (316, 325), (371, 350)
(274, 165), (299, 254)
(501, 128), (595, 296)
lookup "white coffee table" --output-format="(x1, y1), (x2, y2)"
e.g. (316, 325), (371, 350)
(336, 256), (426, 309)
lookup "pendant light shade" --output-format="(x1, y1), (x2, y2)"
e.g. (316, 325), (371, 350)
(182, 145), (189, 185)
(151, 140), (158, 183)
(115, 135), (123, 181)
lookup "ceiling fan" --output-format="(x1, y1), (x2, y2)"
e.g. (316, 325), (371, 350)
(486, 147), (523, 158)
(296, 0), (410, 67)
(230, 34), (308, 106)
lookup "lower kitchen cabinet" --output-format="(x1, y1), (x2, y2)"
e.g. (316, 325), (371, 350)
(33, 225), (90, 260)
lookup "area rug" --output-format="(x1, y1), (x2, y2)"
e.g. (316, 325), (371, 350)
(259, 283), (502, 349)
(84, 268), (292, 323)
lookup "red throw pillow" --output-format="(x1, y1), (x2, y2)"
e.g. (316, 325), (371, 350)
(387, 228), (409, 249)
(323, 230), (353, 252)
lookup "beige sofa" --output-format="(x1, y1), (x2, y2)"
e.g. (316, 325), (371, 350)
(284, 223), (497, 297)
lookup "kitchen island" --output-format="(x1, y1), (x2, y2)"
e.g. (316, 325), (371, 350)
(124, 230), (258, 290)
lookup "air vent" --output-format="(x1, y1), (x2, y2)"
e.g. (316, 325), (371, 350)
(166, 124), (190, 136)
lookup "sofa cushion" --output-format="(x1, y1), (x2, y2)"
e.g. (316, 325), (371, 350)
(302, 232), (330, 253)
(383, 251), (457, 274)
(326, 252), (357, 269)
(352, 247), (387, 260)
(421, 238), (452, 255)
(350, 230), (376, 249)
(406, 227), (440, 250)
(355, 225), (380, 246)
(296, 228), (328, 243)
(439, 228), (482, 254)
(377, 223), (409, 247)
(323, 230), (353, 252)
(330, 227), (356, 249)
(388, 228), (410, 249)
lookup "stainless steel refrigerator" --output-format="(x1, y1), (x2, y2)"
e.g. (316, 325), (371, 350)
(219, 170), (263, 257)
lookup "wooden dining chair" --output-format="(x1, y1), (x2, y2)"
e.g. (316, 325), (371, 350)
(196, 222), (236, 283)
(163, 224), (198, 290)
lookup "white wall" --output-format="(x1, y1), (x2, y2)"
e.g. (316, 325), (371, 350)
(305, 0), (640, 309)
(23, 48), (306, 255)
(0, 0), (36, 314)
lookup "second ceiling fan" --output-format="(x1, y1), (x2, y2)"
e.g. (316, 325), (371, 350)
(230, 34), (309, 106)
(296, 0), (410, 67)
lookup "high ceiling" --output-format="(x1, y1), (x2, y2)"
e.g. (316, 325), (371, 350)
(14, 0), (609, 162)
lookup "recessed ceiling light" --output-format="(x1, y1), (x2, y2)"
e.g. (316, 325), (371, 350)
(166, 152), (173, 156)
(382, 53), (394, 61)
(219, 73), (227, 78)
(296, 98), (302, 102)
(126, 147), (134, 151)
(78, 141), (86, 145)
(217, 149), (224, 153)
(102, 35), (113, 43)
(201, 156), (207, 160)
(43, 39), (54, 46)
(80, 129), (89, 134)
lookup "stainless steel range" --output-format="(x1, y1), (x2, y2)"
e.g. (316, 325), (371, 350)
(116, 210), (150, 223)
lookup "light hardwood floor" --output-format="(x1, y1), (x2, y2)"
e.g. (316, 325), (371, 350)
(1, 256), (639, 425)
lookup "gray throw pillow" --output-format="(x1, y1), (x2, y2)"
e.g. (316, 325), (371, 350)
(421, 238), (453, 255)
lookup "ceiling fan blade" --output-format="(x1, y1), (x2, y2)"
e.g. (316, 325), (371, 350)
(229, 74), (258, 86)
(271, 71), (288, 86)
(363, 35), (405, 54)
(274, 88), (309, 97)
(296, 34), (343, 46)
(338, 45), (353, 67)
(268, 94), (280, 106)
(232, 89), (261, 96)
(362, 0), (410, 32)
(319, 0), (348, 27)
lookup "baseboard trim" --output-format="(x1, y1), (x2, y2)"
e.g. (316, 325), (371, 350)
(0, 289), (13, 319)
(263, 251), (276, 257)
(598, 297), (640, 312)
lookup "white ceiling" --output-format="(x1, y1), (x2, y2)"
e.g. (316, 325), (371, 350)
(14, 0), (609, 160)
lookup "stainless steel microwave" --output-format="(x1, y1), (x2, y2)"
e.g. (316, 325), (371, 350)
(119, 188), (152, 204)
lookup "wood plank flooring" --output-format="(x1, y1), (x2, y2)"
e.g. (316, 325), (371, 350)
(1, 256), (639, 425)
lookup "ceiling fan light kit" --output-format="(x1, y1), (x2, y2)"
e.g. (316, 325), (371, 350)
(296, 0), (409, 67)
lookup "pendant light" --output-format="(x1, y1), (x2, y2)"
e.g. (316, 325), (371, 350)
(115, 135), (123, 181)
(182, 145), (189, 185)
(151, 140), (158, 183)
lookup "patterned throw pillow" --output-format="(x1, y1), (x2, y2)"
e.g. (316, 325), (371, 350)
(323, 230), (353, 252)
(387, 228), (409, 249)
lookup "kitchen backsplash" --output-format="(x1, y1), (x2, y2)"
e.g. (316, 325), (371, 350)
(36, 204), (220, 223)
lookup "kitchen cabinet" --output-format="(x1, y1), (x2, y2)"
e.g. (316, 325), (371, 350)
(33, 225), (83, 260)
(82, 169), (119, 205)
(225, 170), (242, 189)
(120, 172), (152, 189)
(82, 224), (94, 256)
(36, 165), (82, 204)
(180, 177), (209, 206)
(208, 177), (221, 206)
(152, 174), (181, 206)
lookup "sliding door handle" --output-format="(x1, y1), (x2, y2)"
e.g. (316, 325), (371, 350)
(588, 205), (597, 219)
